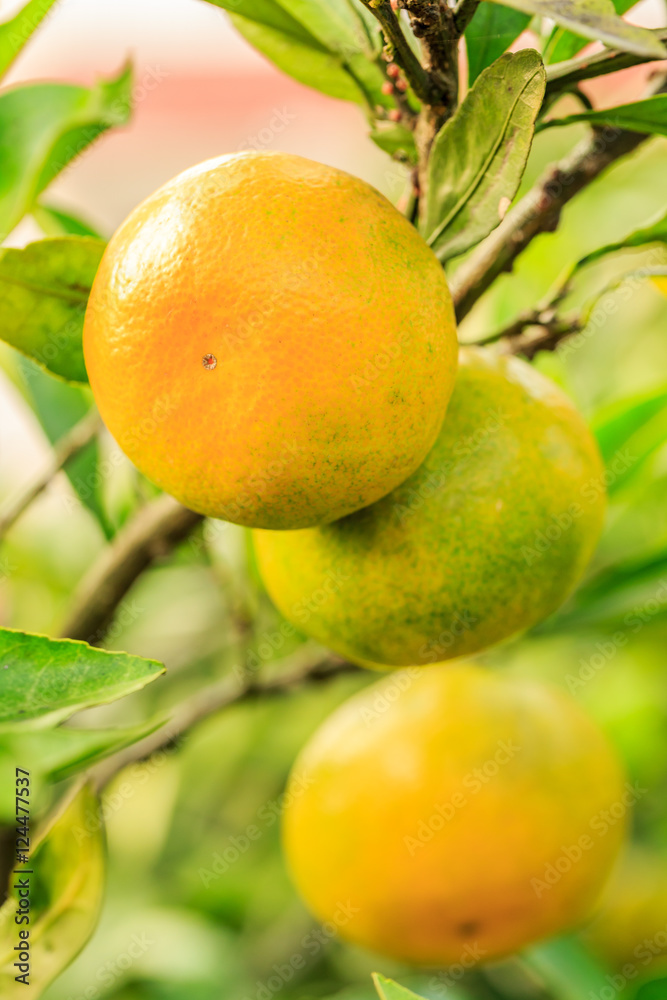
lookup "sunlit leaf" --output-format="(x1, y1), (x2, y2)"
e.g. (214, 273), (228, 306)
(0, 237), (104, 383)
(0, 785), (105, 997)
(520, 937), (614, 1000)
(0, 63), (132, 241)
(372, 974), (428, 1000)
(0, 0), (58, 79)
(0, 627), (164, 731)
(592, 384), (667, 465)
(204, 0), (389, 109)
(540, 93), (667, 133)
(32, 202), (104, 239)
(0, 719), (162, 783)
(576, 207), (667, 269)
(545, 0), (636, 64)
(423, 49), (545, 261)
(487, 0), (666, 59)
(465, 3), (531, 83)
(537, 546), (667, 634)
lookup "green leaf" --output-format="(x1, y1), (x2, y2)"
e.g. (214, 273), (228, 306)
(520, 937), (613, 1000)
(592, 384), (667, 466)
(0, 237), (105, 383)
(576, 207), (667, 269)
(0, 0), (59, 79)
(229, 15), (365, 102)
(369, 123), (418, 162)
(423, 49), (545, 262)
(372, 974), (428, 1000)
(19, 364), (112, 535)
(465, 4), (531, 84)
(545, 0), (636, 64)
(0, 63), (132, 241)
(586, 380), (667, 498)
(33, 202), (104, 238)
(537, 546), (667, 634)
(637, 979), (667, 1000)
(540, 93), (667, 134)
(0, 785), (105, 998)
(0, 627), (164, 731)
(0, 720), (162, 783)
(205, 0), (388, 109)
(487, 0), (667, 59)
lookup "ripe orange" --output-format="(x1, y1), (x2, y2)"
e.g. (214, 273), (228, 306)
(254, 348), (606, 666)
(83, 152), (458, 529)
(283, 664), (627, 965)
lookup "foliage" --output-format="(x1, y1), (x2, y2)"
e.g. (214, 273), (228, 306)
(1, 0), (667, 997)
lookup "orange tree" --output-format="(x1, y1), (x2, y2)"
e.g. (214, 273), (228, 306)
(0, 0), (667, 998)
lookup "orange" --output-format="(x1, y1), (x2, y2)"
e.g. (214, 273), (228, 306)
(283, 664), (627, 965)
(83, 152), (458, 529)
(254, 348), (606, 666)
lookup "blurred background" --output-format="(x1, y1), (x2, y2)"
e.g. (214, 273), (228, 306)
(2, 0), (667, 997)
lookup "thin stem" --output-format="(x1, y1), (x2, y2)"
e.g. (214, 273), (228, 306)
(359, 0), (432, 103)
(0, 409), (102, 543)
(91, 650), (361, 791)
(453, 0), (480, 35)
(60, 494), (203, 644)
(545, 28), (667, 102)
(404, 0), (460, 187)
(471, 310), (583, 358)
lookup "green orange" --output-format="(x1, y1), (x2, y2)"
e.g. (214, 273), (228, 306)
(254, 348), (606, 666)
(283, 664), (627, 964)
(83, 151), (458, 529)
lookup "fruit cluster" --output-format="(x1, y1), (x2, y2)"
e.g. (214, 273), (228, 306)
(84, 152), (626, 964)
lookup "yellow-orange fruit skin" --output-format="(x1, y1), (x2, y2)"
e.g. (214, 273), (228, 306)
(254, 348), (606, 665)
(83, 152), (458, 529)
(283, 664), (627, 965)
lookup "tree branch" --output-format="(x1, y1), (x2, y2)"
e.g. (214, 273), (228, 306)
(453, 0), (480, 35)
(545, 29), (667, 103)
(505, 318), (583, 359)
(470, 308), (583, 358)
(359, 0), (432, 103)
(403, 0), (459, 192)
(60, 494), (203, 644)
(450, 126), (649, 321)
(0, 409), (101, 543)
(91, 650), (361, 791)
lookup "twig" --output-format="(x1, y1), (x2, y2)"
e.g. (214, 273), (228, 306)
(504, 318), (583, 359)
(91, 650), (361, 791)
(468, 271), (580, 355)
(450, 126), (649, 320)
(482, 310), (583, 358)
(403, 0), (459, 191)
(0, 409), (102, 542)
(545, 28), (667, 102)
(359, 0), (432, 103)
(60, 494), (203, 644)
(453, 0), (480, 35)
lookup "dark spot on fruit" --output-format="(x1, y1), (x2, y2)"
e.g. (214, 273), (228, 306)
(457, 920), (479, 937)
